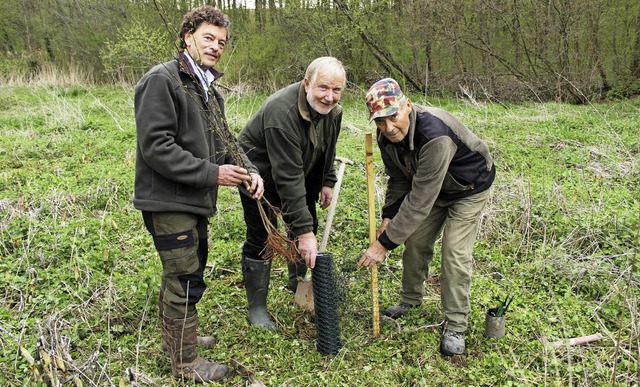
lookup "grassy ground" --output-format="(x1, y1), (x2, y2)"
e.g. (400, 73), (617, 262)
(0, 84), (638, 385)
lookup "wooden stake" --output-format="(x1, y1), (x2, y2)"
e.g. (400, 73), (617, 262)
(365, 132), (380, 337)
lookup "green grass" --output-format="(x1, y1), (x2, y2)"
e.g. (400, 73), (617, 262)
(0, 85), (638, 385)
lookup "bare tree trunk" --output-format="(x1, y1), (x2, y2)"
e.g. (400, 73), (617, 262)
(394, 0), (403, 17)
(268, 0), (278, 24)
(21, 0), (36, 51)
(549, 0), (586, 102)
(511, 0), (521, 68)
(558, 21), (570, 75)
(587, 0), (611, 94)
(424, 43), (431, 96)
(479, 0), (493, 90)
(631, 0), (640, 78)
(256, 0), (266, 31)
(333, 0), (425, 91)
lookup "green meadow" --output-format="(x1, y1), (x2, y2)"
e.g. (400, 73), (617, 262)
(0, 85), (638, 385)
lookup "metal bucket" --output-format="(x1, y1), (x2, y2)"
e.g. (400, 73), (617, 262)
(484, 307), (506, 339)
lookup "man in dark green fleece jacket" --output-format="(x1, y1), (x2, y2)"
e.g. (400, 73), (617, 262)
(133, 6), (262, 383)
(358, 78), (495, 357)
(237, 57), (347, 331)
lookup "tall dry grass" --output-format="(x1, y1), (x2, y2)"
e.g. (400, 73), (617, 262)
(2, 62), (94, 86)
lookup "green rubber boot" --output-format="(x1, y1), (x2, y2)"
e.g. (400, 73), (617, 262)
(242, 256), (276, 331)
(286, 259), (308, 293)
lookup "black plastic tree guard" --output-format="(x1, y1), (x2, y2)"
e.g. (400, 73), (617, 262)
(312, 252), (342, 355)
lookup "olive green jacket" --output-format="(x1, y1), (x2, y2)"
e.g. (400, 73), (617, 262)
(239, 82), (341, 236)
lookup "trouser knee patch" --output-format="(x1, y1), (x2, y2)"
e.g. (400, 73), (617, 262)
(153, 229), (195, 251)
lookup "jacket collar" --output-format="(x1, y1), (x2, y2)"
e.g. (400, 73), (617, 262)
(176, 51), (224, 86)
(296, 81), (321, 147)
(297, 81), (314, 123)
(406, 104), (417, 151)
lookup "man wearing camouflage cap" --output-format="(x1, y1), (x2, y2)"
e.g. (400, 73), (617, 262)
(358, 78), (495, 356)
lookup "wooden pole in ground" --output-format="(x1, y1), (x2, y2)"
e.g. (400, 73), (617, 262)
(365, 132), (380, 337)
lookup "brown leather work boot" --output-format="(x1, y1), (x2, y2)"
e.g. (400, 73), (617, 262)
(159, 288), (217, 353)
(161, 313), (230, 383)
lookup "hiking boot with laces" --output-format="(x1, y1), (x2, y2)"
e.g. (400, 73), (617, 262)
(440, 330), (466, 356)
(383, 301), (418, 319)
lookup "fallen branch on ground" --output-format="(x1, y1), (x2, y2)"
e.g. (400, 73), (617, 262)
(552, 333), (604, 347)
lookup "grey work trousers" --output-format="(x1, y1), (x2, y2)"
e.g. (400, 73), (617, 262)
(400, 189), (490, 332)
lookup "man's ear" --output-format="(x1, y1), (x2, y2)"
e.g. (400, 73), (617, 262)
(303, 77), (310, 93)
(184, 31), (194, 48)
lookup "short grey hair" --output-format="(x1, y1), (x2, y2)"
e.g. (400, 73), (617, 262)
(304, 57), (346, 86)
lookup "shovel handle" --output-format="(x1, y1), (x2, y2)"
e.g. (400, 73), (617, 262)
(365, 132), (380, 337)
(319, 156), (354, 252)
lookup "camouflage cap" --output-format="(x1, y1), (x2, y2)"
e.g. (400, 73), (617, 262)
(365, 78), (405, 122)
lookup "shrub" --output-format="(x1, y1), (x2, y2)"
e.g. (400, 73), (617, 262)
(100, 19), (174, 84)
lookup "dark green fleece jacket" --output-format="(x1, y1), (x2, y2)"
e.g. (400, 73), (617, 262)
(238, 82), (341, 236)
(133, 54), (256, 217)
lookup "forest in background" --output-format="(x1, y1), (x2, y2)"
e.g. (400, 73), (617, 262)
(1, 0), (640, 102)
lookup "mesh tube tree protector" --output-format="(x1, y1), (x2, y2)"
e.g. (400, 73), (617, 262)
(312, 252), (342, 354)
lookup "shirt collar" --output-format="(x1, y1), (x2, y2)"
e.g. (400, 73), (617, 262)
(183, 51), (216, 99)
(406, 105), (417, 151)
